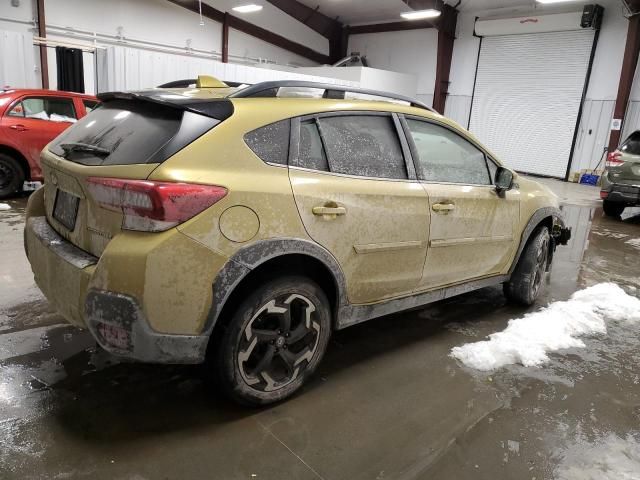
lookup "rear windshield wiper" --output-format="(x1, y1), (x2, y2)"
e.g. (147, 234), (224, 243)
(60, 142), (111, 157)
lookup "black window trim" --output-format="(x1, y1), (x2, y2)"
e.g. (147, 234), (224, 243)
(400, 114), (497, 187)
(288, 110), (418, 182)
(6, 95), (78, 122)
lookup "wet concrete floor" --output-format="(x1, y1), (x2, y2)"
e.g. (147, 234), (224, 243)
(1, 181), (640, 480)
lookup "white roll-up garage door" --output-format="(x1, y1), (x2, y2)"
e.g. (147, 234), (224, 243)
(469, 30), (595, 178)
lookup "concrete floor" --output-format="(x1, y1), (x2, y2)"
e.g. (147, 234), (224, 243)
(1, 180), (639, 480)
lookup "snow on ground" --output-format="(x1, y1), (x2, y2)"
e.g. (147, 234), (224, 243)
(554, 433), (640, 480)
(450, 283), (640, 371)
(0, 203), (11, 211)
(626, 238), (640, 250)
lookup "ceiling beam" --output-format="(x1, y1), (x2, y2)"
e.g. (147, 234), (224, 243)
(167, 0), (330, 64)
(432, 4), (457, 114)
(263, 0), (342, 39)
(348, 20), (435, 35)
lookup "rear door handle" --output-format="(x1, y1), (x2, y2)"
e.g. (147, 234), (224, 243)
(312, 205), (347, 216)
(432, 202), (455, 213)
(9, 124), (28, 131)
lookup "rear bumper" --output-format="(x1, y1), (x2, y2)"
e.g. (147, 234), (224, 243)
(25, 216), (209, 363)
(600, 175), (640, 205)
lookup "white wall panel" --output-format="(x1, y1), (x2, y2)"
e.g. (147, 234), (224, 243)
(348, 29), (437, 98)
(469, 30), (595, 178)
(0, 30), (38, 89)
(97, 46), (357, 92)
(571, 99), (615, 173)
(444, 95), (472, 128)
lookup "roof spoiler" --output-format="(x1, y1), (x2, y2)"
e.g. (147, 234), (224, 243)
(96, 90), (234, 120)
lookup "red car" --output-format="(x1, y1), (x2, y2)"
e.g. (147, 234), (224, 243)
(0, 89), (99, 198)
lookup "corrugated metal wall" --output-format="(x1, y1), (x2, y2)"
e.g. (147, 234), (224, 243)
(0, 30), (38, 89)
(571, 99), (615, 173)
(444, 95), (472, 128)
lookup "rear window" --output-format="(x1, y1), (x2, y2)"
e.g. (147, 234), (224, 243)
(621, 131), (640, 155)
(49, 100), (218, 166)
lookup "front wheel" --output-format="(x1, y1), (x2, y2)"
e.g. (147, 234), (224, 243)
(504, 226), (550, 306)
(603, 200), (625, 218)
(210, 276), (332, 406)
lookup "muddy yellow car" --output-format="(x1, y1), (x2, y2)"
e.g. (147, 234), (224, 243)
(24, 80), (570, 405)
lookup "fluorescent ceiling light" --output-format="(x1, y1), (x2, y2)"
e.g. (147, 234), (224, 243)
(400, 9), (441, 20)
(232, 4), (263, 13)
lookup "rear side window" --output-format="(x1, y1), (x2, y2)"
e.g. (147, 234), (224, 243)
(8, 96), (77, 122)
(244, 119), (290, 165)
(49, 100), (218, 166)
(318, 115), (407, 179)
(621, 131), (640, 155)
(83, 100), (100, 113)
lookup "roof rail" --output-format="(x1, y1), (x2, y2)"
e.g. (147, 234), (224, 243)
(228, 81), (435, 113)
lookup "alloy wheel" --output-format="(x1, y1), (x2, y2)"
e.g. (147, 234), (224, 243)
(237, 293), (321, 392)
(531, 235), (549, 298)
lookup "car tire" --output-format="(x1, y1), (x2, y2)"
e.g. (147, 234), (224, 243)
(210, 276), (332, 406)
(602, 200), (625, 218)
(504, 226), (550, 306)
(0, 153), (24, 199)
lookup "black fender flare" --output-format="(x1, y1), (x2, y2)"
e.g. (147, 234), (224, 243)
(202, 238), (348, 336)
(509, 206), (564, 275)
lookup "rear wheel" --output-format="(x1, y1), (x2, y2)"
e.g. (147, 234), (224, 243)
(210, 276), (331, 406)
(504, 226), (550, 306)
(603, 200), (625, 218)
(0, 154), (24, 199)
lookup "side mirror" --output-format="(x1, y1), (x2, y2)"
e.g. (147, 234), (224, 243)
(495, 167), (514, 194)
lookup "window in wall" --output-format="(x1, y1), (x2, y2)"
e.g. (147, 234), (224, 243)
(318, 115), (407, 180)
(406, 119), (490, 185)
(297, 120), (329, 171)
(244, 119), (290, 165)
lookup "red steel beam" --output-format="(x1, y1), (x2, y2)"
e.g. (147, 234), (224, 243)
(36, 0), (49, 89)
(222, 12), (229, 63)
(432, 5), (457, 114)
(167, 0), (329, 64)
(608, 14), (640, 152)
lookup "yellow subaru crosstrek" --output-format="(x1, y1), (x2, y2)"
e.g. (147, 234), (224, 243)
(24, 80), (570, 405)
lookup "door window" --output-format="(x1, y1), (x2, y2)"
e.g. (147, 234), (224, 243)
(406, 119), (490, 185)
(318, 115), (407, 180)
(297, 120), (329, 171)
(7, 97), (77, 123)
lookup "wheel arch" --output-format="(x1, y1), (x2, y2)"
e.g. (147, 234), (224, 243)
(203, 239), (348, 343)
(0, 144), (30, 180)
(509, 207), (562, 275)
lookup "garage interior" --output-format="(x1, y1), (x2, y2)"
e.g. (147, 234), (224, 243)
(1, 0), (640, 478)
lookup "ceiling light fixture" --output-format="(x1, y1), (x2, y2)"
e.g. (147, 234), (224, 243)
(232, 4), (263, 13)
(400, 9), (441, 20)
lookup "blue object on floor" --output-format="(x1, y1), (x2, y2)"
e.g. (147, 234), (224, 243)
(579, 174), (600, 186)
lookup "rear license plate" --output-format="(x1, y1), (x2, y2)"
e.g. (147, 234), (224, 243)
(53, 189), (80, 231)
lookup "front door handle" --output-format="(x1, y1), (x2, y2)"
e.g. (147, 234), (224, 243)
(312, 204), (346, 217)
(432, 202), (455, 213)
(9, 124), (28, 131)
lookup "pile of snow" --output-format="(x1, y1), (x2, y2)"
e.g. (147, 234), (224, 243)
(451, 283), (640, 371)
(0, 203), (10, 211)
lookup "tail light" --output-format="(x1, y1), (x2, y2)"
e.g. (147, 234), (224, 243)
(86, 177), (227, 232)
(605, 151), (624, 168)
(600, 190), (608, 199)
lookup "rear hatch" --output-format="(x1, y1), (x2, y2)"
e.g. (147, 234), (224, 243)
(608, 131), (640, 185)
(41, 90), (233, 257)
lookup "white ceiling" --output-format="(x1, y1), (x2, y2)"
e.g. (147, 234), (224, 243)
(294, 0), (589, 25)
